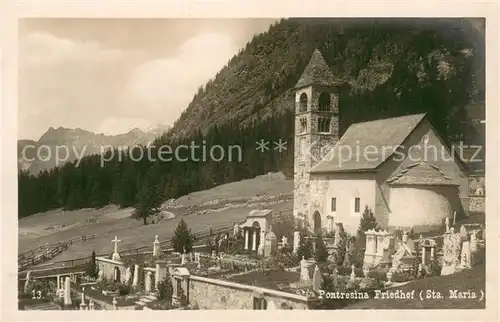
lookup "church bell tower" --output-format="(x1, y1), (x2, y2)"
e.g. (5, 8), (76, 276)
(293, 49), (340, 223)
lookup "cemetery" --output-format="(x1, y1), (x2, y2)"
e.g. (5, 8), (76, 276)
(18, 205), (486, 310)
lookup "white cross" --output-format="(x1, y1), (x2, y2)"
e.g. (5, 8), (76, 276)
(111, 236), (121, 253)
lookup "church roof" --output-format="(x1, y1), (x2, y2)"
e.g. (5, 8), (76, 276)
(294, 49), (340, 89)
(386, 161), (459, 186)
(311, 113), (427, 173)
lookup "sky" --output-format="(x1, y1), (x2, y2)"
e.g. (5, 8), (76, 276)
(18, 18), (277, 140)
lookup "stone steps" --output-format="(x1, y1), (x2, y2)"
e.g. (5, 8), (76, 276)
(134, 293), (158, 307)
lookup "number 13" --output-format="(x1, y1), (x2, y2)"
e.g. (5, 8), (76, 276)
(32, 290), (42, 299)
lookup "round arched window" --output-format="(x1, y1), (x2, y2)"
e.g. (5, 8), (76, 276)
(299, 93), (308, 112)
(318, 92), (330, 111)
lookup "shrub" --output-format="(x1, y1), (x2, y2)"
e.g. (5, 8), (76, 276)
(427, 258), (442, 277)
(272, 247), (299, 268)
(358, 277), (381, 291)
(391, 270), (415, 283)
(334, 226), (348, 266)
(471, 246), (486, 265)
(367, 269), (388, 281)
(320, 274), (336, 293)
(314, 234), (329, 263)
(157, 277), (174, 301)
(296, 233), (313, 260)
(117, 283), (131, 296)
(227, 233), (245, 255)
(336, 266), (364, 277)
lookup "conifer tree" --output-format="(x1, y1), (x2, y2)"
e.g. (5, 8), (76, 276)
(356, 205), (378, 250)
(85, 249), (99, 279)
(171, 219), (196, 253)
(297, 232), (313, 260)
(314, 234), (329, 263)
(132, 170), (163, 225)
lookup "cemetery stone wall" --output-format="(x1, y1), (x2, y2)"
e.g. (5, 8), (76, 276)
(188, 276), (311, 309)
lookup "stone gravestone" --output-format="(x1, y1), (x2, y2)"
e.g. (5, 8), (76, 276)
(64, 277), (72, 306)
(470, 230), (478, 253)
(153, 235), (161, 257)
(459, 239), (472, 269)
(332, 268), (338, 287)
(299, 257), (310, 281)
(145, 271), (153, 293)
(263, 231), (278, 257)
(441, 233), (459, 276)
(125, 267), (132, 284)
(445, 217), (450, 233)
(312, 265), (323, 291)
(24, 271), (32, 294)
(80, 287), (87, 310)
(112, 297), (118, 310)
(97, 270), (104, 282)
(293, 231), (300, 253)
(281, 236), (288, 247)
(132, 264), (139, 289)
(350, 264), (356, 282)
(460, 226), (468, 240)
(89, 300), (95, 310)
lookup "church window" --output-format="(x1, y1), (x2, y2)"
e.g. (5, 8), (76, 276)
(299, 93), (308, 112)
(331, 197), (337, 212)
(318, 118), (331, 133)
(300, 118), (307, 133)
(354, 198), (361, 213)
(318, 92), (331, 111)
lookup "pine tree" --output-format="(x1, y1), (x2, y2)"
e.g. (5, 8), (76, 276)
(335, 226), (348, 266)
(314, 234), (329, 263)
(85, 249), (99, 279)
(297, 233), (313, 260)
(132, 170), (163, 225)
(356, 205), (378, 250)
(171, 219), (196, 253)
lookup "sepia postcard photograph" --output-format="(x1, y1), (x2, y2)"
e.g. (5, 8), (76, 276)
(1, 1), (499, 321)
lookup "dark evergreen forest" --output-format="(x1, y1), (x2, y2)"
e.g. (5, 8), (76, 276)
(18, 18), (485, 218)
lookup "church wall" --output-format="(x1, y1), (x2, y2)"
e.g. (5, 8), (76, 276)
(388, 185), (458, 232)
(310, 172), (376, 235)
(188, 275), (312, 309)
(376, 119), (470, 228)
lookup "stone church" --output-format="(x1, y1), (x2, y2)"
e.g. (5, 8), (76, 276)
(293, 49), (469, 235)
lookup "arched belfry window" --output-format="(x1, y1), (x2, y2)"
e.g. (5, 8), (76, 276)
(318, 93), (331, 111)
(300, 118), (307, 133)
(299, 93), (308, 112)
(318, 118), (331, 133)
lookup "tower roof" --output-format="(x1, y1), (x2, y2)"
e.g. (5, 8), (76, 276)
(294, 49), (339, 89)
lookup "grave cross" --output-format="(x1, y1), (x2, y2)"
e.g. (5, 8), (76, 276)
(111, 236), (121, 254)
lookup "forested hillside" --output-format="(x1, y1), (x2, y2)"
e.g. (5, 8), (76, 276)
(18, 18), (485, 218)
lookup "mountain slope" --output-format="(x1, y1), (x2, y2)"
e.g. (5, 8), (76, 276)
(18, 125), (170, 174)
(167, 18), (484, 145)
